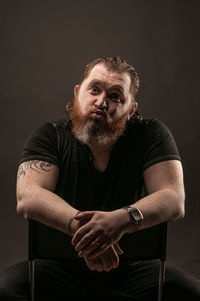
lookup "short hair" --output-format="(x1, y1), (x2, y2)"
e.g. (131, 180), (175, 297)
(66, 56), (142, 121)
(80, 56), (140, 101)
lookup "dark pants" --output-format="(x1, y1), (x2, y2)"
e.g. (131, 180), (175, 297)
(0, 259), (200, 301)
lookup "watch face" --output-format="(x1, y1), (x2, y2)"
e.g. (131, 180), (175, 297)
(133, 210), (141, 221)
(130, 208), (143, 224)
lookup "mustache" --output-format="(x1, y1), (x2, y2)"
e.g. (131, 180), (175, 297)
(68, 98), (128, 145)
(69, 96), (127, 128)
(89, 107), (115, 124)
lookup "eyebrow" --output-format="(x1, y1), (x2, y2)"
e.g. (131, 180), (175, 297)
(88, 80), (124, 93)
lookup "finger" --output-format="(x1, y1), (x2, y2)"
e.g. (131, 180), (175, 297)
(109, 245), (119, 269)
(71, 222), (93, 246)
(93, 257), (104, 272)
(74, 211), (96, 221)
(74, 231), (97, 252)
(113, 243), (124, 255)
(84, 242), (109, 259)
(87, 265), (96, 271)
(84, 257), (99, 271)
(76, 233), (104, 256)
(85, 257), (103, 272)
(101, 253), (113, 272)
(78, 235), (106, 257)
(96, 266), (104, 272)
(85, 260), (96, 271)
(77, 235), (100, 255)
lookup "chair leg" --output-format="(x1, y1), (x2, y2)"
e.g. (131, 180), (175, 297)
(158, 260), (166, 301)
(29, 260), (35, 301)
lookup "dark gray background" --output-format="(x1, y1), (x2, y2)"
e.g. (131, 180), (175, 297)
(0, 0), (199, 279)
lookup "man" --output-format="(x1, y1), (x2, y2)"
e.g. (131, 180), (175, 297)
(0, 56), (199, 300)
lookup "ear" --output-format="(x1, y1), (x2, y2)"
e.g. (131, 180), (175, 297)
(128, 102), (138, 120)
(74, 85), (79, 98)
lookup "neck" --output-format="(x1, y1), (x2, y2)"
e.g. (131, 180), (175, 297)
(87, 141), (116, 173)
(88, 141), (115, 157)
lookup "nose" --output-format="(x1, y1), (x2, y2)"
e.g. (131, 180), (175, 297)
(94, 92), (107, 109)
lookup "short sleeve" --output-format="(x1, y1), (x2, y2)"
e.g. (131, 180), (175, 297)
(19, 122), (59, 167)
(142, 119), (181, 171)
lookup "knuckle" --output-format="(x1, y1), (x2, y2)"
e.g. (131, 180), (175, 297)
(114, 262), (119, 268)
(85, 232), (93, 240)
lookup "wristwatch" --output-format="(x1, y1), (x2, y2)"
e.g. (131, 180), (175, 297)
(123, 206), (144, 225)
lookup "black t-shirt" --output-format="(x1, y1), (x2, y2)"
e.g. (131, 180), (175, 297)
(19, 118), (181, 211)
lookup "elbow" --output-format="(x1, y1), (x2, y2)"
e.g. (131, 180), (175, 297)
(174, 203), (185, 221)
(16, 201), (27, 219)
(171, 190), (185, 221)
(16, 191), (30, 220)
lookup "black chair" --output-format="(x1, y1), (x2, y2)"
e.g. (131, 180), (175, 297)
(28, 220), (168, 301)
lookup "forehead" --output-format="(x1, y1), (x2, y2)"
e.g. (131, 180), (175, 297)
(83, 64), (131, 90)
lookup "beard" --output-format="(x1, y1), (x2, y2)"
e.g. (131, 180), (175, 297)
(69, 98), (128, 145)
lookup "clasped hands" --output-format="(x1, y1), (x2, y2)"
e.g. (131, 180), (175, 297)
(70, 210), (128, 272)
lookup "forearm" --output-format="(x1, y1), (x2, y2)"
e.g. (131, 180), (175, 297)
(72, 161), (185, 259)
(16, 185), (79, 235)
(71, 188), (185, 259)
(127, 188), (185, 232)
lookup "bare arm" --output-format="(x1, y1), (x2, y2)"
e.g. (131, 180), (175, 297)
(16, 160), (79, 235)
(130, 159), (185, 230)
(72, 160), (185, 258)
(16, 159), (123, 271)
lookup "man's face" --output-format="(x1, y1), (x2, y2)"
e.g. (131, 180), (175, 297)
(75, 63), (137, 123)
(70, 63), (138, 145)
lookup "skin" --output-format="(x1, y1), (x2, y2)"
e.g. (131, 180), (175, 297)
(72, 160), (185, 260)
(74, 63), (137, 123)
(73, 63), (138, 172)
(16, 63), (185, 272)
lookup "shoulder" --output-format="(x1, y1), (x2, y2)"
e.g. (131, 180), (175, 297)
(127, 117), (172, 137)
(144, 118), (171, 132)
(143, 118), (176, 143)
(30, 118), (72, 140)
(22, 117), (72, 152)
(50, 117), (72, 140)
(51, 117), (70, 128)
(125, 117), (180, 161)
(50, 118), (72, 134)
(24, 121), (57, 142)
(128, 117), (168, 128)
(126, 117), (166, 136)
(19, 118), (72, 167)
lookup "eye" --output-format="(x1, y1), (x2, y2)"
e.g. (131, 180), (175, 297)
(108, 93), (122, 103)
(89, 86), (100, 95)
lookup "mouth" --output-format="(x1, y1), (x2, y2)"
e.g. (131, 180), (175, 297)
(91, 110), (106, 120)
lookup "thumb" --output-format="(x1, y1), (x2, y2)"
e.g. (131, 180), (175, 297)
(113, 243), (124, 255)
(74, 211), (96, 221)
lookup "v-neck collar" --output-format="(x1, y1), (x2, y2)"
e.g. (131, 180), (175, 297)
(83, 139), (121, 176)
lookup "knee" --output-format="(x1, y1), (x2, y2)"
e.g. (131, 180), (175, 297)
(0, 287), (19, 301)
(164, 264), (200, 300)
(0, 262), (29, 301)
(0, 269), (19, 301)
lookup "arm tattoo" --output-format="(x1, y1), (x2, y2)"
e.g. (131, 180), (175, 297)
(17, 160), (52, 180)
